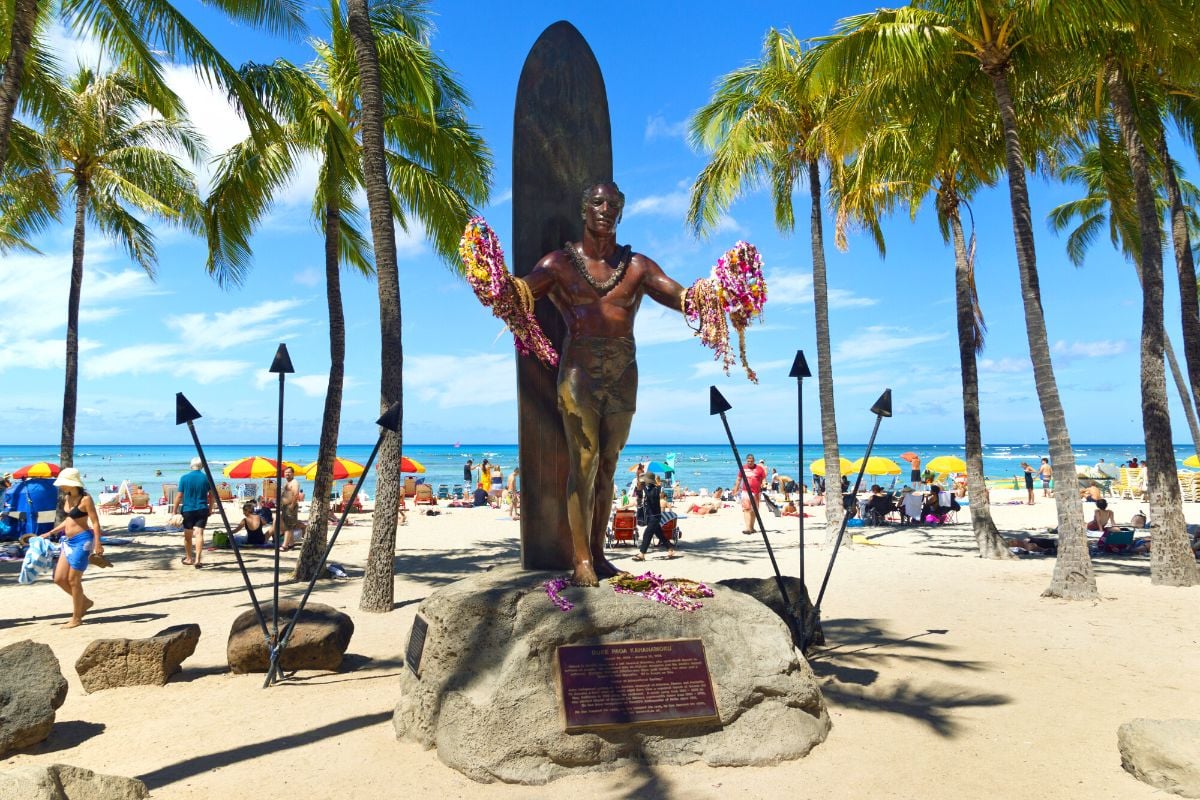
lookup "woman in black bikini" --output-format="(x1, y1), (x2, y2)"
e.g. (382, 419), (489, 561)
(42, 467), (103, 628)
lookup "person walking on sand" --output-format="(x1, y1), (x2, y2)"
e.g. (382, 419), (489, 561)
(734, 453), (767, 534)
(632, 472), (674, 561)
(1020, 462), (1036, 505)
(174, 457), (210, 567)
(42, 467), (102, 627)
(1038, 457), (1053, 498)
(507, 468), (521, 520)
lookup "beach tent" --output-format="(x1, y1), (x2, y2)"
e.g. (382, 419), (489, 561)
(1, 478), (57, 538)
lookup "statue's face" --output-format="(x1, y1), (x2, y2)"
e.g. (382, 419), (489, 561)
(583, 184), (623, 233)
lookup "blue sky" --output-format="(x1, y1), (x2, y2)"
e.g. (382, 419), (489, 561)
(0, 1), (1168, 447)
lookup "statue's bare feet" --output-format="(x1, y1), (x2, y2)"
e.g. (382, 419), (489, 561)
(570, 560), (600, 587)
(592, 552), (621, 578)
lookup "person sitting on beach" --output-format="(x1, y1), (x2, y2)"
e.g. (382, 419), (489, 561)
(1080, 481), (1102, 503)
(899, 487), (922, 524)
(1086, 498), (1115, 532)
(1127, 457), (1140, 468)
(921, 485), (949, 524)
(782, 500), (800, 517)
(688, 494), (721, 515)
(953, 472), (968, 498)
(865, 486), (896, 524)
(230, 502), (270, 547)
(472, 485), (489, 507)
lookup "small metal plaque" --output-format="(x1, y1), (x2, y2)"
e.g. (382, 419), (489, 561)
(405, 615), (428, 677)
(555, 638), (720, 732)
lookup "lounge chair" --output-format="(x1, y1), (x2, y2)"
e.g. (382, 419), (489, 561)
(1112, 468), (1144, 500)
(333, 483), (363, 513)
(1097, 528), (1136, 554)
(162, 483), (178, 509)
(238, 482), (258, 500)
(437, 484), (449, 500)
(130, 488), (152, 513)
(606, 508), (637, 547)
(261, 478), (279, 504)
(216, 482), (235, 502)
(413, 484), (435, 505)
(403, 477), (416, 498)
(452, 484), (463, 499)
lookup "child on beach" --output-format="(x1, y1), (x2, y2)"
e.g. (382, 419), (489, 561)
(42, 467), (103, 628)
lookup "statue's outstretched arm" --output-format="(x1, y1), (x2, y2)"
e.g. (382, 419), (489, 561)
(459, 218), (558, 367)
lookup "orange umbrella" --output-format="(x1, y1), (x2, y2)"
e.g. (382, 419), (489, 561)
(12, 462), (61, 479)
(400, 456), (426, 474)
(223, 457), (302, 479)
(899, 452), (920, 466)
(302, 457), (365, 481)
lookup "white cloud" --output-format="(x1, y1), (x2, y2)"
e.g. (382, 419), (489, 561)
(690, 357), (791, 380)
(84, 343), (182, 378)
(1052, 339), (1128, 359)
(44, 22), (104, 73)
(978, 357), (1029, 374)
(634, 306), (696, 346)
(832, 325), (947, 365)
(162, 63), (249, 160)
(492, 188), (513, 206)
(295, 268), (322, 287)
(645, 114), (689, 141)
(765, 270), (878, 308)
(627, 191), (689, 218)
(291, 373), (359, 398)
(184, 359), (255, 384)
(405, 353), (515, 408)
(166, 299), (307, 351)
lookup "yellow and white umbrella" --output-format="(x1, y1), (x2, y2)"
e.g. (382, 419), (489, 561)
(810, 457), (853, 476)
(851, 456), (902, 476)
(926, 455), (967, 473)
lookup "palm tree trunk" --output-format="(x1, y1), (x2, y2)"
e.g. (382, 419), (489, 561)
(1108, 63), (1197, 587)
(947, 207), (1009, 558)
(348, 0), (403, 612)
(0, 0), (37, 174)
(1165, 338), (1200, 456)
(982, 64), (1095, 599)
(294, 204), (346, 583)
(808, 160), (844, 539)
(59, 184), (88, 473)
(1157, 128), (1200, 434)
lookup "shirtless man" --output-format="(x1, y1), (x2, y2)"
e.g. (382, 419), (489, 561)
(520, 181), (687, 586)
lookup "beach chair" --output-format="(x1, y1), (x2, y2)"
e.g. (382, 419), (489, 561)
(216, 482), (235, 502)
(413, 484), (435, 505)
(605, 508), (637, 547)
(403, 477), (416, 497)
(452, 484), (463, 499)
(660, 512), (682, 545)
(333, 483), (363, 513)
(130, 488), (152, 513)
(161, 483), (178, 509)
(663, 487), (674, 505)
(1097, 528), (1136, 554)
(261, 478), (278, 504)
(238, 482), (258, 501)
(437, 484), (449, 500)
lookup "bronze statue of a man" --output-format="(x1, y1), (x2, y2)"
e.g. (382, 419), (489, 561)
(520, 181), (687, 586)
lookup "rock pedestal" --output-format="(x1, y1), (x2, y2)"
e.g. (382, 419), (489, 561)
(0, 763), (148, 800)
(0, 641), (68, 756)
(227, 601), (353, 673)
(75, 624), (200, 692)
(1119, 718), (1200, 798)
(393, 565), (830, 784)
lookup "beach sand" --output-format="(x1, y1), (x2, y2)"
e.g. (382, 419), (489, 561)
(1, 488), (1196, 799)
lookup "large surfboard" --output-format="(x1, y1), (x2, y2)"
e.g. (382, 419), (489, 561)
(513, 21), (612, 570)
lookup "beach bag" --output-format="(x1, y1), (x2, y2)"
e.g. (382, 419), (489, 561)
(128, 516), (146, 532)
(212, 530), (230, 548)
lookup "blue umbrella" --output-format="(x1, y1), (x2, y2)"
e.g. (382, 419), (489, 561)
(645, 460), (670, 473)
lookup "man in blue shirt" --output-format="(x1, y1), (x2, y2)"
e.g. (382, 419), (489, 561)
(173, 457), (210, 567)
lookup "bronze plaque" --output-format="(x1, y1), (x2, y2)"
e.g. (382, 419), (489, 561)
(405, 615), (428, 677)
(555, 639), (720, 732)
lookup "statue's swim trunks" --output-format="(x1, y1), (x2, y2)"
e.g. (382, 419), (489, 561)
(557, 336), (637, 416)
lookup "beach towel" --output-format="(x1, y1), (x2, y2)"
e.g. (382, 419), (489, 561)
(19, 536), (56, 584)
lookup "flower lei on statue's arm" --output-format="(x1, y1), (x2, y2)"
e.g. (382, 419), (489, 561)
(683, 241), (767, 383)
(459, 217), (558, 368)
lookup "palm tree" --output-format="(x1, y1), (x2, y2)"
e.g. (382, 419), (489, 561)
(0, 120), (59, 251)
(0, 0), (305, 175)
(342, 0), (490, 611)
(688, 29), (850, 534)
(1047, 130), (1200, 457)
(32, 67), (203, 470)
(812, 2), (1102, 598)
(816, 30), (1012, 558)
(206, 0), (489, 585)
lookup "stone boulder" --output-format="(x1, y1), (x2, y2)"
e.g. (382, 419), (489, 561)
(718, 576), (824, 648)
(393, 565), (829, 784)
(0, 763), (148, 800)
(1119, 718), (1200, 798)
(75, 624), (200, 693)
(0, 640), (68, 756)
(227, 601), (353, 673)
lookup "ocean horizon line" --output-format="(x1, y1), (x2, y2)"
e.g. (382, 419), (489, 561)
(0, 441), (1164, 449)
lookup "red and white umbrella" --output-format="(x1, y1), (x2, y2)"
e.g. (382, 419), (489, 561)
(12, 462), (61, 479)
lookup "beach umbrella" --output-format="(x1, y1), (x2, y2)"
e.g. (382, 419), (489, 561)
(926, 455), (966, 473)
(851, 456), (902, 475)
(223, 457), (302, 479)
(810, 457), (853, 476)
(1184, 454), (1200, 468)
(400, 456), (426, 473)
(11, 462), (61, 479)
(302, 457), (365, 481)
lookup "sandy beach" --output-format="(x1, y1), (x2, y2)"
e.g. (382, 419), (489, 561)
(2, 487), (1197, 799)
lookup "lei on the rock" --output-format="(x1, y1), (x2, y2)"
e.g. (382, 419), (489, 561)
(610, 571), (714, 612)
(542, 572), (715, 612)
(459, 217), (558, 367)
(684, 241), (767, 382)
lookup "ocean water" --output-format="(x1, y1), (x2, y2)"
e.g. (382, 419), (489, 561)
(0, 442), (1164, 501)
